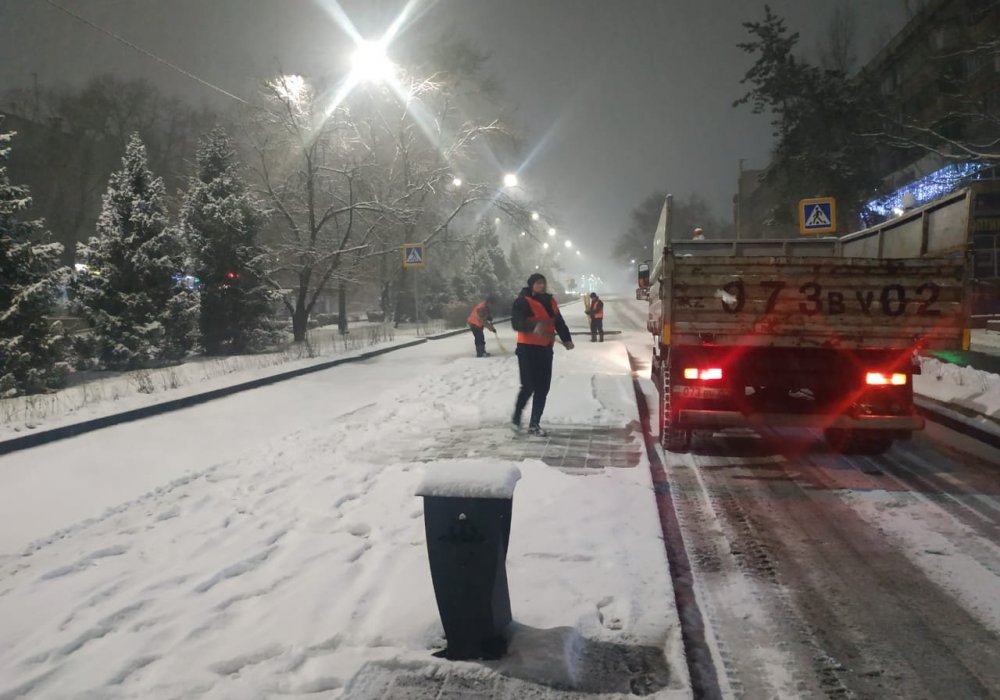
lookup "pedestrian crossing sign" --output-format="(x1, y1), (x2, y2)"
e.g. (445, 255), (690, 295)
(402, 244), (426, 268)
(799, 198), (837, 234)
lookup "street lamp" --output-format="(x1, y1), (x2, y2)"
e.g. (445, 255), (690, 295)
(531, 212), (540, 221)
(520, 231), (526, 236)
(542, 242), (549, 249)
(452, 177), (462, 187)
(350, 40), (396, 84)
(548, 227), (556, 237)
(494, 217), (501, 224)
(503, 173), (519, 188)
(564, 240), (572, 248)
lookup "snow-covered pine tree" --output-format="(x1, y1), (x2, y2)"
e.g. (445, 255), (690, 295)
(0, 122), (70, 396)
(181, 128), (276, 354)
(463, 221), (508, 299)
(74, 133), (198, 370)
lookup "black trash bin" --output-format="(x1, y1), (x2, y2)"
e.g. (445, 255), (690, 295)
(417, 464), (521, 660)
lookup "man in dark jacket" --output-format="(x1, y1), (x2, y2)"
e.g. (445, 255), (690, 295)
(510, 273), (573, 436)
(585, 292), (605, 342)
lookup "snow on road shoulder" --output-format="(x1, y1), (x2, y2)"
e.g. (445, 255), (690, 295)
(0, 333), (685, 698)
(915, 356), (1000, 421)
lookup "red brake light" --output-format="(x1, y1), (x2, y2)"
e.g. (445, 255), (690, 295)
(684, 367), (723, 381)
(866, 372), (907, 386)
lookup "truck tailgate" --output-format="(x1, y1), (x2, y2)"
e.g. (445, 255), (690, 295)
(669, 256), (968, 350)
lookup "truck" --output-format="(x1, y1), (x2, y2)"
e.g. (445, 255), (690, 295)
(639, 191), (974, 454)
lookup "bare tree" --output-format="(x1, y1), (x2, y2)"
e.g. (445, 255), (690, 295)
(244, 39), (541, 339)
(820, 0), (859, 74)
(244, 76), (386, 342)
(867, 33), (1000, 162)
(1, 76), (214, 264)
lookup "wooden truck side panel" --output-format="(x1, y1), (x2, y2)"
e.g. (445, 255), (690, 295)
(667, 256), (969, 351)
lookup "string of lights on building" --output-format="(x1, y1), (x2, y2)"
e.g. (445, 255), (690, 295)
(862, 161), (996, 222)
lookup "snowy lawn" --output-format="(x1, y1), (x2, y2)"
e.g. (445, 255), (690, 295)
(0, 327), (687, 698)
(0, 321), (446, 442)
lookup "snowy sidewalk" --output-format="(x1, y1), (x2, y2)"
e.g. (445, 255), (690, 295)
(0, 328), (688, 699)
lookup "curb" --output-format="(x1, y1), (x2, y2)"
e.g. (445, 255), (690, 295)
(914, 395), (1000, 450)
(626, 350), (722, 699)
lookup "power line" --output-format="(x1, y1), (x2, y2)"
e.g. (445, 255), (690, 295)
(43, 0), (249, 105)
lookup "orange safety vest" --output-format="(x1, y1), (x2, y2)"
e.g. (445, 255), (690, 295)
(467, 301), (489, 327)
(517, 295), (558, 346)
(591, 299), (604, 320)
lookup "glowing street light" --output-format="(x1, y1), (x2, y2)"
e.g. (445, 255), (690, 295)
(547, 227), (556, 237)
(350, 40), (396, 84)
(576, 250), (582, 256)
(531, 212), (540, 221)
(494, 217), (501, 224)
(452, 177), (463, 187)
(542, 242), (550, 249)
(630, 258), (636, 264)
(503, 173), (519, 188)
(520, 231), (526, 236)
(564, 240), (572, 248)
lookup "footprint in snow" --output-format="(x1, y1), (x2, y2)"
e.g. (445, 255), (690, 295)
(39, 545), (129, 581)
(346, 523), (371, 538)
(334, 493), (360, 508)
(194, 546), (276, 594)
(208, 644), (285, 675)
(597, 595), (625, 631)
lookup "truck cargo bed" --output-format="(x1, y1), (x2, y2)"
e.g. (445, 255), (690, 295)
(667, 255), (968, 350)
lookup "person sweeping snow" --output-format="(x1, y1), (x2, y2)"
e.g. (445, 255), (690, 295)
(510, 273), (573, 436)
(467, 295), (497, 357)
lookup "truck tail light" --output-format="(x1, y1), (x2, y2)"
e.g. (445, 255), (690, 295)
(866, 372), (907, 386)
(684, 367), (723, 381)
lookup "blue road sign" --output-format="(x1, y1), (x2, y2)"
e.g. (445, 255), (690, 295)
(799, 198), (837, 234)
(403, 244), (426, 268)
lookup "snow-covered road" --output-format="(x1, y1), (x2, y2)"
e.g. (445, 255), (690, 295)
(3, 297), (999, 699)
(616, 299), (1000, 699)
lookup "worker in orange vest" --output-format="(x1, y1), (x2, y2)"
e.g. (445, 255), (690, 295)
(585, 292), (605, 342)
(468, 295), (497, 357)
(510, 273), (573, 436)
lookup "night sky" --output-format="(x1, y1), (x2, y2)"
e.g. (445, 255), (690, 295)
(1, 0), (907, 278)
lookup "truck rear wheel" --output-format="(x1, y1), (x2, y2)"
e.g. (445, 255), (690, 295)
(663, 426), (692, 453)
(824, 428), (894, 455)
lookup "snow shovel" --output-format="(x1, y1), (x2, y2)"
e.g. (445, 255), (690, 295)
(490, 329), (509, 356)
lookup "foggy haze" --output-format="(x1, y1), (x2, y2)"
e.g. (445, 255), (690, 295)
(0, 0), (906, 283)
